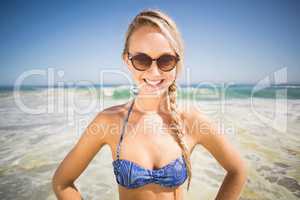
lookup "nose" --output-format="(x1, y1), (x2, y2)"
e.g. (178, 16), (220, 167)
(147, 61), (161, 76)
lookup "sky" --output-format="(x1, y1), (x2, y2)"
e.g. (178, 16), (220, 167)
(0, 0), (299, 86)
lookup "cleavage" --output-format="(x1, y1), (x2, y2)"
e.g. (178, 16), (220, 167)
(119, 131), (182, 170)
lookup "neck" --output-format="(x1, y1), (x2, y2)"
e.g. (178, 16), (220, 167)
(133, 90), (170, 114)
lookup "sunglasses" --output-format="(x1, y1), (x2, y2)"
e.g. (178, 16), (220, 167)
(128, 52), (180, 72)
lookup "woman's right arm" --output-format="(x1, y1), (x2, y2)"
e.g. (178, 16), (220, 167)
(52, 111), (113, 200)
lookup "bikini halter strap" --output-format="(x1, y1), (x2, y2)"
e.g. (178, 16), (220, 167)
(116, 98), (136, 160)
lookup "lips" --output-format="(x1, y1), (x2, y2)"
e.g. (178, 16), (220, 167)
(144, 79), (164, 86)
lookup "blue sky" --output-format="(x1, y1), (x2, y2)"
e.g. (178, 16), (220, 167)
(0, 0), (299, 85)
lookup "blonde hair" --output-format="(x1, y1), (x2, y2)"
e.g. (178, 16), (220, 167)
(122, 9), (192, 191)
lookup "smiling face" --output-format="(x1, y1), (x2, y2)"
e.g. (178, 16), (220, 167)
(123, 26), (177, 96)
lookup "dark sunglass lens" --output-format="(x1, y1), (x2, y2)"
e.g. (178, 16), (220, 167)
(131, 54), (152, 70)
(157, 55), (177, 71)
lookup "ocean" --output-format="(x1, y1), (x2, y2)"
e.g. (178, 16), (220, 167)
(0, 84), (299, 200)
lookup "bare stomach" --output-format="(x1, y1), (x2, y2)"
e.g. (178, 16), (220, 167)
(118, 184), (184, 200)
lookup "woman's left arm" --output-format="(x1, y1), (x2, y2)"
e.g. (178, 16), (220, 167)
(187, 107), (248, 200)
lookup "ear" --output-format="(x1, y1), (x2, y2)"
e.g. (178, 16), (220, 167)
(123, 53), (134, 73)
(122, 53), (130, 66)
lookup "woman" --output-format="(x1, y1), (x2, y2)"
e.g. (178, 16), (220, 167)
(52, 9), (247, 200)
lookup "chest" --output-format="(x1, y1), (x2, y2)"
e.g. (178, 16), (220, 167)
(112, 113), (193, 170)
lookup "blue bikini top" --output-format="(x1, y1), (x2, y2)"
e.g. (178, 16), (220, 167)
(112, 98), (188, 189)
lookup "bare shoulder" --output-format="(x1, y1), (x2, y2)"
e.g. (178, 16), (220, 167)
(178, 103), (216, 144)
(179, 103), (247, 173)
(96, 103), (126, 122)
(52, 102), (131, 187)
(92, 101), (132, 144)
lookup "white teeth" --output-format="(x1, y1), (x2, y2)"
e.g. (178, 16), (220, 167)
(145, 79), (163, 86)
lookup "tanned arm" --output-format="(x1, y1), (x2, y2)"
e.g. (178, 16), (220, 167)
(187, 106), (248, 200)
(52, 111), (112, 200)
